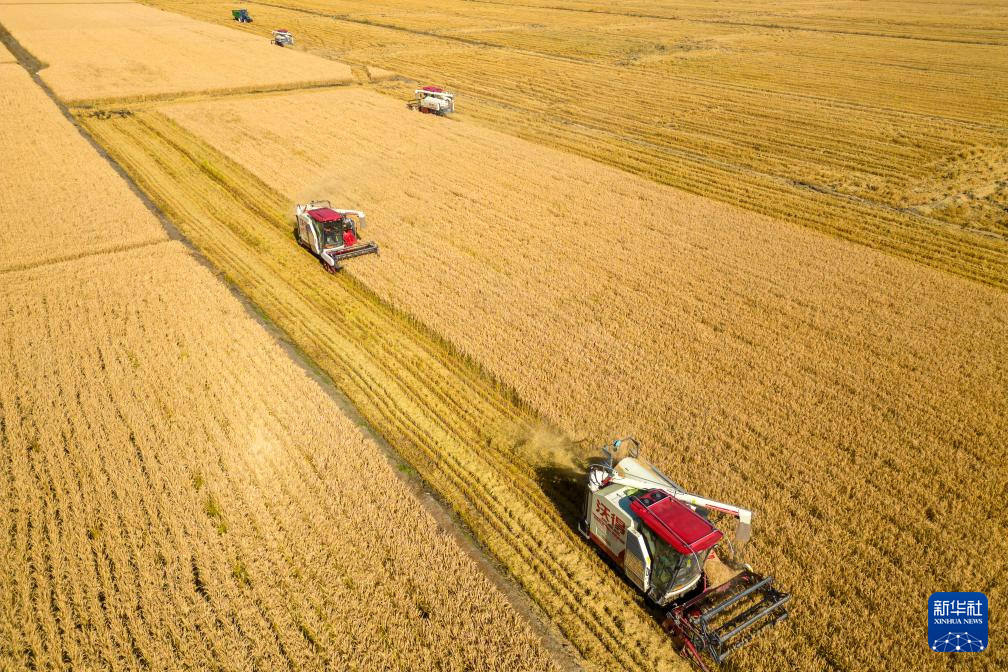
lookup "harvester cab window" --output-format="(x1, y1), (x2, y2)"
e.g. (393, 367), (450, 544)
(640, 525), (702, 599)
(321, 219), (347, 247)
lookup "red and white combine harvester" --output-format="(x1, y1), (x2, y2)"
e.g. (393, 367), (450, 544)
(581, 438), (790, 670)
(295, 201), (378, 272)
(407, 86), (455, 115)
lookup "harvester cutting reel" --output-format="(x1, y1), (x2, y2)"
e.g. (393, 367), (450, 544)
(581, 437), (791, 670)
(664, 569), (790, 670)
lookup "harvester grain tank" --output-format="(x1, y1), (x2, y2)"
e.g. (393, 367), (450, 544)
(407, 86), (455, 115)
(295, 201), (378, 272)
(581, 438), (791, 670)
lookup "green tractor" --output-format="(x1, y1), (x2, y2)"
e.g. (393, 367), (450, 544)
(232, 8), (252, 23)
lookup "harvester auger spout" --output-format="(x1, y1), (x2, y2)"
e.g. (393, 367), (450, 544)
(580, 437), (791, 669)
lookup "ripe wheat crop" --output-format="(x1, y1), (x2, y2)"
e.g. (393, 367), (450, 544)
(0, 64), (165, 272)
(156, 87), (1008, 671)
(0, 43), (14, 62)
(0, 2), (353, 104)
(0, 242), (561, 671)
(145, 0), (1008, 287)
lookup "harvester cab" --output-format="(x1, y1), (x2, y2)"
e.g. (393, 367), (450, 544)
(272, 29), (294, 47)
(407, 86), (454, 116)
(581, 438), (790, 670)
(232, 8), (252, 23)
(295, 200), (378, 272)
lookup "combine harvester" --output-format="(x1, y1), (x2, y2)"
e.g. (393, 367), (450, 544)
(295, 201), (378, 272)
(231, 8), (252, 23)
(581, 438), (791, 670)
(272, 29), (294, 47)
(407, 86), (455, 116)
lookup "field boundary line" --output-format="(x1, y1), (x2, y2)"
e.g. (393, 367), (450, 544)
(225, 273), (587, 672)
(251, 1), (599, 65)
(67, 78), (358, 109)
(0, 239), (169, 276)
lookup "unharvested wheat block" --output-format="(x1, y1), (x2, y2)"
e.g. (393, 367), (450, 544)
(0, 66), (164, 270)
(0, 2), (354, 102)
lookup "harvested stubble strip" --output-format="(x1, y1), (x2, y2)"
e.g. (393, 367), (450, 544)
(158, 86), (1008, 672)
(0, 42), (14, 62)
(0, 64), (165, 272)
(0, 241), (561, 671)
(0, 2), (353, 104)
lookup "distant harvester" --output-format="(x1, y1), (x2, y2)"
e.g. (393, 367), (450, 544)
(407, 86), (455, 116)
(271, 29), (293, 47)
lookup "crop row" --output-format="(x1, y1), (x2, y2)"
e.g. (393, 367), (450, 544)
(0, 64), (165, 272)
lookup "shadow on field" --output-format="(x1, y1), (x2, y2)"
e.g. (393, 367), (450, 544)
(534, 461), (586, 531)
(508, 424), (591, 532)
(531, 457), (678, 627)
(527, 434), (745, 670)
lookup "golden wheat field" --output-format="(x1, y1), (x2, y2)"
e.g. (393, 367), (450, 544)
(0, 64), (165, 272)
(79, 107), (694, 671)
(0, 43), (14, 63)
(150, 86), (1008, 670)
(0, 242), (561, 671)
(0, 2), (353, 104)
(3, 0), (1007, 670)
(146, 0), (1008, 288)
